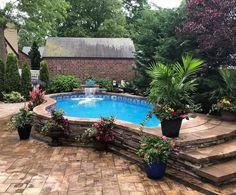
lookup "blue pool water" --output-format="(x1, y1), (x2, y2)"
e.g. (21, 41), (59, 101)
(54, 94), (160, 127)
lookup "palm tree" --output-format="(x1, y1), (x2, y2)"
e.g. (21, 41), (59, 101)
(147, 55), (204, 110)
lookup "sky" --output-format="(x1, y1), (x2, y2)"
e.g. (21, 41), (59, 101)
(0, 0), (182, 9)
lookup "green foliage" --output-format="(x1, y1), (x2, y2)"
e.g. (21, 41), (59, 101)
(217, 69), (236, 100)
(192, 69), (222, 113)
(21, 61), (32, 98)
(122, 0), (147, 18)
(81, 117), (115, 143)
(212, 98), (236, 113)
(122, 79), (138, 94)
(7, 0), (70, 47)
(57, 0), (128, 38)
(147, 55), (203, 111)
(207, 69), (236, 114)
(0, 59), (5, 99)
(48, 75), (80, 93)
(95, 78), (113, 91)
(42, 109), (70, 135)
(39, 61), (50, 88)
(3, 91), (25, 103)
(131, 7), (199, 93)
(81, 127), (97, 143)
(10, 107), (34, 129)
(29, 41), (41, 70)
(0, 9), (8, 27)
(137, 136), (172, 164)
(5, 53), (21, 93)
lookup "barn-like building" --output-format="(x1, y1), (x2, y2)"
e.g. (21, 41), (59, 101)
(42, 37), (136, 81)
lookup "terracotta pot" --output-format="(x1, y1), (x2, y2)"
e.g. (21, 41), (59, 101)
(161, 118), (183, 138)
(17, 124), (32, 140)
(221, 111), (236, 121)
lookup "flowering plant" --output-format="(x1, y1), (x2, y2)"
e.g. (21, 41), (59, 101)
(42, 108), (70, 135)
(154, 104), (189, 122)
(29, 85), (45, 107)
(212, 98), (236, 113)
(137, 136), (175, 164)
(81, 117), (115, 143)
(10, 105), (34, 129)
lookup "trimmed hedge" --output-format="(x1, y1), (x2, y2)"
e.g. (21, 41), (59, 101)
(39, 61), (49, 88)
(48, 75), (80, 93)
(4, 54), (21, 93)
(21, 61), (32, 98)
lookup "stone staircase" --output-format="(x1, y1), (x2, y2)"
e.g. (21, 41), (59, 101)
(108, 117), (236, 193)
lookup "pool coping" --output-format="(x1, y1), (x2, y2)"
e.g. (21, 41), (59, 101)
(33, 92), (210, 137)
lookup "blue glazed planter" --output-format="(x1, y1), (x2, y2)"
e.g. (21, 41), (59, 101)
(143, 161), (167, 179)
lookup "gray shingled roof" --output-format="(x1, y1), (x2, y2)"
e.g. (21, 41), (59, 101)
(43, 37), (135, 58)
(22, 47), (44, 56)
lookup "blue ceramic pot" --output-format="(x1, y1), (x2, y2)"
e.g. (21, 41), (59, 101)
(143, 160), (166, 179)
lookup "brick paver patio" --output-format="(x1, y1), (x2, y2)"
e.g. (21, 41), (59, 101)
(0, 130), (202, 195)
(0, 123), (201, 194)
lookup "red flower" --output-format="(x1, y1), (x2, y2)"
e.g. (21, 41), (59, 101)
(171, 112), (177, 116)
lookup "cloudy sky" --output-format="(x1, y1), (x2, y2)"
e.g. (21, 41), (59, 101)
(0, 0), (182, 9)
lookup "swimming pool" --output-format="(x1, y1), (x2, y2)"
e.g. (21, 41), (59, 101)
(54, 94), (160, 127)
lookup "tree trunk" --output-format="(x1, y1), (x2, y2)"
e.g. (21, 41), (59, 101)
(0, 26), (7, 62)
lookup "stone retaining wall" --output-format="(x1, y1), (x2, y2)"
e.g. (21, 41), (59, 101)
(33, 112), (146, 152)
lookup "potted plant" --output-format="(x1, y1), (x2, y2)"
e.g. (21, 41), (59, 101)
(42, 109), (70, 146)
(211, 69), (236, 121)
(212, 98), (236, 121)
(10, 105), (34, 140)
(147, 55), (203, 138)
(81, 117), (115, 150)
(155, 105), (189, 138)
(137, 136), (174, 179)
(29, 85), (45, 107)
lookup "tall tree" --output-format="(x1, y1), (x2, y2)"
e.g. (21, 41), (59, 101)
(29, 41), (41, 70)
(57, 0), (128, 37)
(5, 53), (21, 93)
(21, 61), (32, 98)
(131, 7), (198, 93)
(0, 10), (7, 62)
(0, 59), (5, 99)
(182, 0), (236, 67)
(4, 0), (69, 48)
(122, 0), (148, 18)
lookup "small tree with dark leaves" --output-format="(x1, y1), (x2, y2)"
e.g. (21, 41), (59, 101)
(182, 0), (236, 67)
(29, 41), (41, 70)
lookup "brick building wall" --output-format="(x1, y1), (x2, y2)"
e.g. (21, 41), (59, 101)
(44, 57), (135, 81)
(19, 51), (30, 67)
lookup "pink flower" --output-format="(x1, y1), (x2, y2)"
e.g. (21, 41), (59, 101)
(93, 123), (99, 129)
(162, 136), (168, 141)
(180, 114), (189, 119)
